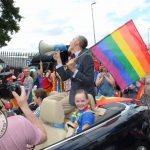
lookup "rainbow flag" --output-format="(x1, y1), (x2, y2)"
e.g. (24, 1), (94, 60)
(10, 98), (18, 107)
(95, 95), (133, 107)
(51, 72), (64, 92)
(90, 19), (150, 89)
(136, 80), (144, 101)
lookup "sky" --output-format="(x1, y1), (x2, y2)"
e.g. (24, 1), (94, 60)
(1, 0), (150, 53)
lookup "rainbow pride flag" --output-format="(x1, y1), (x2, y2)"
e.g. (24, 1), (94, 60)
(51, 72), (64, 92)
(90, 19), (150, 89)
(95, 95), (133, 107)
(136, 80), (144, 101)
(10, 98), (18, 107)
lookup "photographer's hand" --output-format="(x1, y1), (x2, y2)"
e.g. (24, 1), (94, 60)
(12, 86), (27, 108)
(29, 101), (36, 106)
(12, 86), (47, 144)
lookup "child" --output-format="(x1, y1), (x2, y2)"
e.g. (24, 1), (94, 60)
(30, 88), (47, 119)
(70, 89), (95, 133)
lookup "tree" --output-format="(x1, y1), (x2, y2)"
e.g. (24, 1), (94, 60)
(0, 0), (23, 48)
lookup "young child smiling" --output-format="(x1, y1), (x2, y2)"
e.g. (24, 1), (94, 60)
(70, 89), (95, 133)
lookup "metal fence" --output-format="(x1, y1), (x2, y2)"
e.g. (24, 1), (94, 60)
(0, 51), (37, 68)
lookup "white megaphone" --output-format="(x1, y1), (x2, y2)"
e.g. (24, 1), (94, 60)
(39, 40), (67, 55)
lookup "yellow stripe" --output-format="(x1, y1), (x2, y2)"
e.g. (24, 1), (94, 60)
(111, 30), (145, 77)
(10, 99), (15, 107)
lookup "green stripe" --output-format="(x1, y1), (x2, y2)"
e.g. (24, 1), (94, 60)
(104, 35), (139, 80)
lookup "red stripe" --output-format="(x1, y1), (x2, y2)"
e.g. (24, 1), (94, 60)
(119, 24), (150, 73)
(126, 20), (150, 66)
(136, 81), (144, 100)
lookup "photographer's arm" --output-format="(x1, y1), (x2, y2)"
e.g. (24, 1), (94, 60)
(12, 86), (47, 144)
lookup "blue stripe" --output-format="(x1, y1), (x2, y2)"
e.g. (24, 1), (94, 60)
(97, 40), (133, 85)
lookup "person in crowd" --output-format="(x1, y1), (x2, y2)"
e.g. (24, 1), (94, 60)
(17, 68), (25, 84)
(0, 86), (47, 149)
(122, 81), (140, 99)
(94, 66), (99, 96)
(95, 64), (115, 96)
(23, 66), (33, 103)
(114, 82), (121, 97)
(70, 89), (95, 133)
(50, 35), (94, 114)
(29, 88), (47, 119)
(7, 66), (17, 82)
(98, 63), (103, 73)
(141, 73), (150, 111)
(30, 61), (43, 89)
(50, 66), (64, 92)
(42, 69), (52, 95)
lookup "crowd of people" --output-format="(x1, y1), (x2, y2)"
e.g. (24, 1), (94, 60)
(0, 35), (150, 149)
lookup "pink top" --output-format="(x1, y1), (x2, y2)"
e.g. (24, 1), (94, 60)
(0, 115), (40, 150)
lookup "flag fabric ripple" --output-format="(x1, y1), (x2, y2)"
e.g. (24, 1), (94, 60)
(90, 19), (150, 89)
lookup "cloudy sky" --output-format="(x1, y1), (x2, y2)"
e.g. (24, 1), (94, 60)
(1, 0), (150, 53)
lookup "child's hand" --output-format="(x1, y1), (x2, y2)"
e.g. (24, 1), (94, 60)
(29, 102), (36, 106)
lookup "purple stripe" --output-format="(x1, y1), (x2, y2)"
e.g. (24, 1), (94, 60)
(91, 45), (127, 89)
(97, 40), (133, 84)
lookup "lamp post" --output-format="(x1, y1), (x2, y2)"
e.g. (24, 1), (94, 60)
(148, 28), (150, 51)
(91, 2), (96, 44)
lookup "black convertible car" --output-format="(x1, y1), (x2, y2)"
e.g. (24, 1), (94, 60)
(34, 98), (150, 150)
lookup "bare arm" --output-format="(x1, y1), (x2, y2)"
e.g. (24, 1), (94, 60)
(82, 123), (90, 130)
(38, 61), (43, 76)
(12, 86), (47, 144)
(104, 73), (115, 86)
(95, 73), (103, 86)
(128, 85), (136, 90)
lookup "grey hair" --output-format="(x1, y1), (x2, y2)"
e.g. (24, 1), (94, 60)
(77, 35), (88, 50)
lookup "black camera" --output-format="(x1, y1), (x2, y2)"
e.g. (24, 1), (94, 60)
(0, 72), (21, 99)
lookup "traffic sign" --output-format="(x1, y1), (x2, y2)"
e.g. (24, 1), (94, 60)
(25, 59), (31, 66)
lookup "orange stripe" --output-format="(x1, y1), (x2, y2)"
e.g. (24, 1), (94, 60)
(10, 99), (15, 107)
(126, 20), (150, 66)
(119, 25), (150, 73)
(13, 99), (18, 106)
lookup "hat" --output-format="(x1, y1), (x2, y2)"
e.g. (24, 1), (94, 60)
(30, 69), (36, 77)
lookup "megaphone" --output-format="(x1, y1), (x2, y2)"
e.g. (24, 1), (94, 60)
(39, 40), (67, 55)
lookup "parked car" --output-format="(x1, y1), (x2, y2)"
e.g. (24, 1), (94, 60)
(34, 98), (150, 150)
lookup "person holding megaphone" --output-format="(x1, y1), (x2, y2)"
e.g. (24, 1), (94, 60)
(48, 35), (95, 114)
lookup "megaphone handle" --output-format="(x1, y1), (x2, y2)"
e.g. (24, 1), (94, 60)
(74, 49), (89, 60)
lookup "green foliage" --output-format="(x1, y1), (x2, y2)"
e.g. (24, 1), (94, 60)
(0, 0), (23, 48)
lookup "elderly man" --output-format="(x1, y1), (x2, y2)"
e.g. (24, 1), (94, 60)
(49, 35), (95, 114)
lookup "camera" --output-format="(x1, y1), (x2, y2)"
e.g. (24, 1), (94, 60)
(0, 72), (21, 99)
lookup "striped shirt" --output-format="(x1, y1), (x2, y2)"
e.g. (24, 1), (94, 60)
(34, 106), (41, 119)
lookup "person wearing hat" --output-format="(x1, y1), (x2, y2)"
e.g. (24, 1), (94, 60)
(6, 66), (17, 82)
(30, 61), (43, 89)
